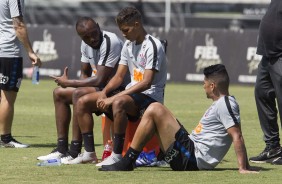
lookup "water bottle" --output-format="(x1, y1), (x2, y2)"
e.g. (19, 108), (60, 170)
(37, 158), (61, 166)
(101, 140), (112, 161)
(32, 66), (39, 84)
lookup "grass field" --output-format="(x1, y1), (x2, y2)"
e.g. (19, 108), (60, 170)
(1, 79), (282, 184)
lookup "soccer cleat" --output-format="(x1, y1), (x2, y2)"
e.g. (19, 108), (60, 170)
(249, 147), (281, 163)
(135, 150), (158, 167)
(37, 148), (65, 161)
(63, 151), (98, 164)
(0, 138), (29, 148)
(98, 158), (134, 171)
(96, 153), (122, 167)
(61, 154), (76, 164)
(271, 157), (282, 165)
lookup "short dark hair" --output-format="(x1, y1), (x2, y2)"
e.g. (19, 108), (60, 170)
(116, 7), (142, 26)
(76, 17), (95, 30)
(204, 64), (229, 91)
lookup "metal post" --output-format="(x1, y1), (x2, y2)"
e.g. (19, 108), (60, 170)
(165, 0), (171, 33)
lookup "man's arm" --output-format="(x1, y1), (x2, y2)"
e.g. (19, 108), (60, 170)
(80, 62), (92, 79)
(111, 68), (155, 98)
(227, 125), (259, 174)
(101, 64), (128, 95)
(51, 64), (115, 88)
(12, 16), (41, 66)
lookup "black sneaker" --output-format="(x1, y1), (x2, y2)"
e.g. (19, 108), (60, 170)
(98, 158), (134, 171)
(249, 147), (281, 163)
(271, 157), (282, 165)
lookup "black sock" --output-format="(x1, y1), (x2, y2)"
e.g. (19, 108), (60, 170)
(69, 140), (82, 158)
(57, 138), (68, 154)
(82, 132), (95, 152)
(1, 134), (12, 143)
(124, 147), (141, 164)
(113, 133), (125, 154)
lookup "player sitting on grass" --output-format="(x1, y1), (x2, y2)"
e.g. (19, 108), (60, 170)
(99, 64), (260, 173)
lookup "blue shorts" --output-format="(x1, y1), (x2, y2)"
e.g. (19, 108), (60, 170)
(0, 57), (23, 92)
(164, 122), (198, 171)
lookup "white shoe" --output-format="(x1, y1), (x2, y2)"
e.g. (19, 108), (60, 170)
(0, 139), (29, 148)
(61, 155), (76, 164)
(65, 151), (98, 165)
(96, 153), (122, 167)
(37, 149), (64, 161)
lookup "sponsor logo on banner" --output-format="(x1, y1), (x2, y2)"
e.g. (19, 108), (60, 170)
(186, 34), (221, 81)
(238, 47), (262, 83)
(32, 29), (58, 62)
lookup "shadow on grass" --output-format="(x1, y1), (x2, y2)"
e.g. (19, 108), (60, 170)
(30, 143), (103, 148)
(212, 166), (271, 172)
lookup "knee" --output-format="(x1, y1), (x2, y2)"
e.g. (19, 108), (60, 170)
(53, 87), (64, 101)
(72, 89), (84, 104)
(145, 102), (164, 117)
(112, 97), (127, 110)
(76, 96), (88, 111)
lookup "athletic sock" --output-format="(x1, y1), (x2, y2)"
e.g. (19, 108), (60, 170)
(124, 147), (141, 164)
(113, 133), (125, 154)
(57, 138), (68, 154)
(1, 134), (12, 143)
(82, 132), (95, 152)
(69, 140), (82, 158)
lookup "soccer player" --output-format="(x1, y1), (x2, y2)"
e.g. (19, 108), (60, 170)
(37, 17), (127, 163)
(99, 64), (259, 174)
(0, 0), (41, 148)
(94, 6), (167, 166)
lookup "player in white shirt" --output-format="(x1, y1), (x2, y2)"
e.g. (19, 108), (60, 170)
(37, 17), (127, 163)
(99, 64), (259, 174)
(0, 0), (41, 148)
(95, 7), (167, 167)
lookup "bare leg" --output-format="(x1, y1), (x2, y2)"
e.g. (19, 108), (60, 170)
(130, 102), (180, 152)
(76, 91), (101, 133)
(98, 102), (181, 171)
(53, 87), (74, 139)
(72, 87), (97, 141)
(0, 90), (17, 135)
(111, 95), (138, 134)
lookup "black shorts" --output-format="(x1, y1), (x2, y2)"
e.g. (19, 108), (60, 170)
(93, 86), (125, 120)
(127, 93), (156, 122)
(0, 57), (23, 92)
(164, 122), (198, 171)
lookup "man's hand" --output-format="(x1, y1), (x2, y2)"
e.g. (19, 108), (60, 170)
(29, 52), (42, 67)
(97, 96), (114, 111)
(50, 67), (69, 88)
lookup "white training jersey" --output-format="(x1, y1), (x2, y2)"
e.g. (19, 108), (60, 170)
(0, 0), (24, 57)
(119, 34), (167, 103)
(80, 30), (130, 87)
(189, 96), (240, 170)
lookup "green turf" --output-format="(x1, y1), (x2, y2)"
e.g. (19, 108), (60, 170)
(0, 79), (282, 184)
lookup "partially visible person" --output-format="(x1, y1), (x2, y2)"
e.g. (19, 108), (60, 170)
(94, 7), (167, 166)
(99, 64), (260, 174)
(36, 17), (126, 163)
(249, 0), (282, 165)
(0, 0), (41, 148)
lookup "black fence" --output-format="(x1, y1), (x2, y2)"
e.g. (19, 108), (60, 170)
(23, 25), (260, 85)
